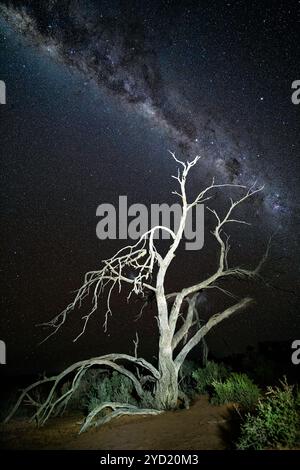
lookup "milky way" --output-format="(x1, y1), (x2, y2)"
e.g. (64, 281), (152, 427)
(0, 0), (296, 223)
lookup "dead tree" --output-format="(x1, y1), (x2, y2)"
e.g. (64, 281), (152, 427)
(5, 153), (269, 432)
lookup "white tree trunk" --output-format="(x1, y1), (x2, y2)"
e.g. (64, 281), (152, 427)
(155, 342), (179, 409)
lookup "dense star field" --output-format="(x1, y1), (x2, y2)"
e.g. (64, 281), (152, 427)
(0, 0), (299, 375)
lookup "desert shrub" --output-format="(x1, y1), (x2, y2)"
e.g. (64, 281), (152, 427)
(236, 414), (268, 450)
(82, 370), (137, 413)
(295, 388), (300, 411)
(180, 360), (198, 382)
(140, 390), (157, 409)
(178, 360), (198, 396)
(211, 373), (260, 410)
(237, 380), (300, 450)
(192, 360), (231, 394)
(61, 369), (107, 410)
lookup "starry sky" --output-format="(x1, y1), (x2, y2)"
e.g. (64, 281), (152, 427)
(0, 0), (299, 375)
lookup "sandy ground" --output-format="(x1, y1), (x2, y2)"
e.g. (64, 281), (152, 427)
(0, 396), (238, 450)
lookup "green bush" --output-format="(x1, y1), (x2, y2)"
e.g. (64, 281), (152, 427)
(140, 390), (157, 409)
(82, 370), (137, 413)
(211, 373), (260, 410)
(62, 369), (105, 409)
(295, 388), (300, 411)
(180, 360), (198, 382)
(192, 361), (231, 394)
(237, 380), (300, 450)
(178, 360), (198, 396)
(236, 414), (268, 450)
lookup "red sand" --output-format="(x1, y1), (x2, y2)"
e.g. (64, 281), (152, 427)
(0, 396), (238, 450)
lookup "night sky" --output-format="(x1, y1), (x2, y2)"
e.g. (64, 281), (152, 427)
(0, 0), (299, 375)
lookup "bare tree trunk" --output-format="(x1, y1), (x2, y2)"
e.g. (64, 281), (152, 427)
(155, 341), (179, 409)
(154, 251), (180, 409)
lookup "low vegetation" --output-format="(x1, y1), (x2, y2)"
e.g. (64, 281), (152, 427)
(237, 379), (300, 450)
(211, 372), (261, 411)
(191, 360), (231, 395)
(3, 358), (298, 450)
(81, 371), (138, 413)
